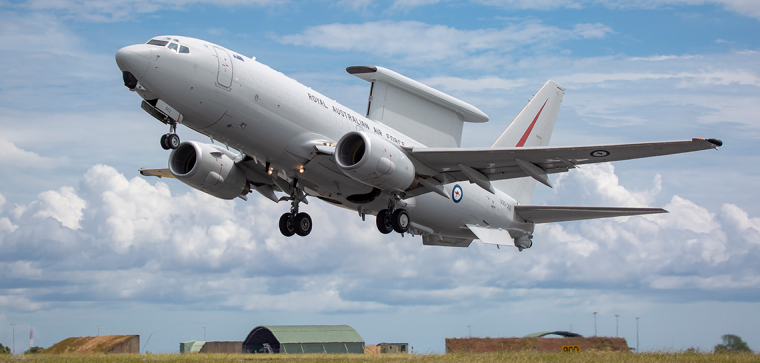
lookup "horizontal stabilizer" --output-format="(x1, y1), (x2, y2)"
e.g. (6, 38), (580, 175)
(139, 168), (175, 178)
(515, 205), (667, 224)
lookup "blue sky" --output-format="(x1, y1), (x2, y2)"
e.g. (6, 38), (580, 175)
(1, 0), (760, 354)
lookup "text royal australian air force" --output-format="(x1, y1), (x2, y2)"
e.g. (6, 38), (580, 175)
(307, 92), (413, 148)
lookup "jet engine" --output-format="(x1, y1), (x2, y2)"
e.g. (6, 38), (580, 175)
(335, 131), (415, 192)
(169, 141), (249, 200)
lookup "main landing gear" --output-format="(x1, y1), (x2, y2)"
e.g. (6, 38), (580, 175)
(278, 179), (312, 237)
(376, 194), (410, 235)
(160, 122), (180, 150)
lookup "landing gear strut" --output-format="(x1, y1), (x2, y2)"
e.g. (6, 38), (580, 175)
(160, 122), (180, 150)
(278, 178), (312, 237)
(376, 194), (410, 234)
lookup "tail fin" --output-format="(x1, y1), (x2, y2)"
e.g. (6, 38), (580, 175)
(491, 80), (565, 204)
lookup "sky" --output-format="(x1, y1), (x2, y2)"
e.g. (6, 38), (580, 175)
(1, 0), (760, 354)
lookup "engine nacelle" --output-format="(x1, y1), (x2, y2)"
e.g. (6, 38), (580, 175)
(335, 131), (415, 192)
(169, 141), (249, 200)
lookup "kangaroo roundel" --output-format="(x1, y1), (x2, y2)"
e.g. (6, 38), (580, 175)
(452, 184), (464, 203)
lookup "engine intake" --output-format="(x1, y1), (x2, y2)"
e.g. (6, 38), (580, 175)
(169, 141), (249, 200)
(335, 131), (415, 192)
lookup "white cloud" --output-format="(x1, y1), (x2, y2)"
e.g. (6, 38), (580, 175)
(561, 70), (760, 87)
(554, 163), (662, 208)
(389, 0), (444, 11)
(0, 12), (81, 54)
(0, 162), (758, 316)
(31, 186), (86, 230)
(628, 54), (697, 61)
(650, 195), (719, 234)
(0, 139), (66, 168)
(278, 20), (613, 63)
(11, 0), (285, 22)
(475, 0), (760, 20)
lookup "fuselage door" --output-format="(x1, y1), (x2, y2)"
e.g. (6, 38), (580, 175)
(214, 47), (233, 89)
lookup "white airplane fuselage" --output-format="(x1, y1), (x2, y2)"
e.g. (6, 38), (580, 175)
(116, 36), (533, 244)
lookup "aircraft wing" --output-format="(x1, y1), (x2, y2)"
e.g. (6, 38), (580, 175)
(139, 168), (175, 178)
(515, 205), (667, 224)
(409, 138), (722, 186)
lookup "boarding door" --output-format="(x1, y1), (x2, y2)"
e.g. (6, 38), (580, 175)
(214, 47), (233, 89)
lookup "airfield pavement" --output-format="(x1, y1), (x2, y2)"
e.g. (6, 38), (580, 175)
(2, 352), (759, 362)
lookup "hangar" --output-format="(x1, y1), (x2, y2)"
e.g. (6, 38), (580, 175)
(243, 325), (364, 354)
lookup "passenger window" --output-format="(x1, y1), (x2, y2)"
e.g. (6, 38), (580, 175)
(179, 45), (190, 54)
(146, 39), (169, 46)
(168, 43), (178, 52)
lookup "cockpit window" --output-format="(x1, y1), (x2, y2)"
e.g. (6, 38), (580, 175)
(147, 39), (169, 46)
(179, 45), (190, 54)
(168, 42), (179, 52)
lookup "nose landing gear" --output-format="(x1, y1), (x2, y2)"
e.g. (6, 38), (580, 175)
(278, 178), (312, 237)
(376, 194), (410, 235)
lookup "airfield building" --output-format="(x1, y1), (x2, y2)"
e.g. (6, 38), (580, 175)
(379, 342), (409, 353)
(243, 325), (364, 354)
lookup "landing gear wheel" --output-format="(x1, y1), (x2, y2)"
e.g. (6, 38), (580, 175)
(376, 209), (394, 234)
(391, 209), (410, 233)
(160, 134), (170, 150)
(279, 213), (295, 237)
(294, 213), (312, 237)
(167, 133), (180, 149)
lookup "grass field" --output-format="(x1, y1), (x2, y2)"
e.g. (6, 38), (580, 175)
(1, 352), (758, 362)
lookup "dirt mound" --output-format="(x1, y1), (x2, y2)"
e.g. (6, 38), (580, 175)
(44, 335), (139, 354)
(446, 337), (630, 353)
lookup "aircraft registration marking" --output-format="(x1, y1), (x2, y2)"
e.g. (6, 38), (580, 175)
(562, 345), (580, 353)
(590, 150), (610, 157)
(452, 184), (463, 203)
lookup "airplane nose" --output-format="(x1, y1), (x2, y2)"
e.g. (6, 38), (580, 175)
(115, 44), (151, 79)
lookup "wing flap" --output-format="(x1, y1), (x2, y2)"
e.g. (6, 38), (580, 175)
(466, 224), (513, 245)
(515, 205), (667, 224)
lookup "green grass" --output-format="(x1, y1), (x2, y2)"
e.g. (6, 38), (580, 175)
(2, 352), (759, 363)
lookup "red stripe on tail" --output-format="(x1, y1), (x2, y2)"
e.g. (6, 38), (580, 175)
(516, 99), (548, 147)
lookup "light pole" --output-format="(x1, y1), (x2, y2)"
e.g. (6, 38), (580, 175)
(593, 312), (597, 336)
(615, 315), (619, 337)
(10, 324), (16, 355)
(96, 326), (101, 336)
(202, 327), (207, 341)
(467, 325), (472, 338)
(569, 324), (573, 333)
(636, 318), (640, 352)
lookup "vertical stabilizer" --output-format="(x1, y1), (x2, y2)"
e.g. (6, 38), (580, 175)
(491, 80), (565, 204)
